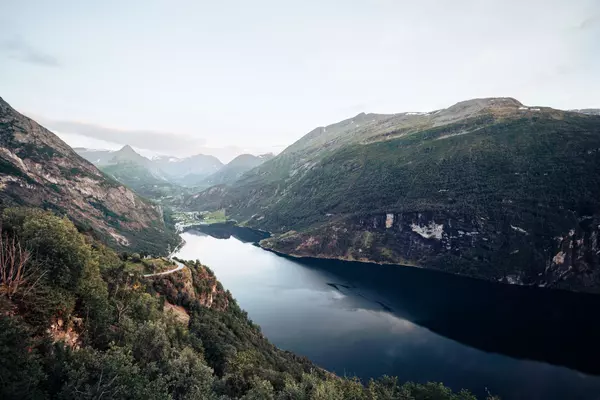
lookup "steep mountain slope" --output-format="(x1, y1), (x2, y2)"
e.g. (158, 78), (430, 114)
(75, 146), (194, 200)
(100, 162), (182, 200)
(0, 97), (178, 254)
(187, 98), (600, 293)
(201, 153), (274, 187)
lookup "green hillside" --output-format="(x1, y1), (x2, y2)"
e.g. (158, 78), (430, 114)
(187, 99), (600, 293)
(201, 153), (274, 187)
(100, 162), (184, 200)
(0, 208), (483, 399)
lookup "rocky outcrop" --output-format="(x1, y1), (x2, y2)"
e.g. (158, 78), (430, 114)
(0, 96), (177, 254)
(47, 317), (82, 349)
(151, 261), (229, 311)
(261, 211), (600, 293)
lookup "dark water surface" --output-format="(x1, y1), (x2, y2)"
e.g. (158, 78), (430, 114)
(175, 229), (600, 400)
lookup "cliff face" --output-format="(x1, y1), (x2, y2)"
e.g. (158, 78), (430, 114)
(261, 211), (600, 292)
(151, 261), (229, 311)
(0, 97), (177, 254)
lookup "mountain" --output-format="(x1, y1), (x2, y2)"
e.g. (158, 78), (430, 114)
(76, 148), (224, 188)
(153, 154), (223, 184)
(75, 145), (176, 199)
(0, 97), (178, 254)
(201, 153), (274, 187)
(109, 144), (152, 166)
(187, 97), (600, 293)
(76, 145), (153, 167)
(572, 109), (600, 116)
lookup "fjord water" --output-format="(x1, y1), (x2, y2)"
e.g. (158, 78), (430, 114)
(175, 230), (600, 400)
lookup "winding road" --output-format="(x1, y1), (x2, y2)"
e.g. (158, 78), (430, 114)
(143, 259), (185, 278)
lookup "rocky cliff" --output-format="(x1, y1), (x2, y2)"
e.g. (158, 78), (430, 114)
(150, 260), (229, 311)
(0, 96), (178, 254)
(261, 211), (600, 293)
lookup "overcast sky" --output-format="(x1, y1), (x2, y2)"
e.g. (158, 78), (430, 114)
(1, 0), (598, 161)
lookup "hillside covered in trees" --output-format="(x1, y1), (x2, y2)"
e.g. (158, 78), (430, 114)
(0, 207), (492, 399)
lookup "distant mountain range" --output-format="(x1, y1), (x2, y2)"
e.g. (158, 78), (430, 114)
(187, 97), (600, 293)
(75, 146), (274, 193)
(571, 109), (600, 116)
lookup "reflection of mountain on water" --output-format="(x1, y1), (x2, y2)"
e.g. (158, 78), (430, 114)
(183, 224), (600, 377)
(299, 257), (600, 377)
(187, 222), (270, 243)
(327, 282), (394, 313)
(326, 283), (352, 290)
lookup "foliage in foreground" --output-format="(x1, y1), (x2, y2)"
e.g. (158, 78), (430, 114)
(0, 207), (496, 399)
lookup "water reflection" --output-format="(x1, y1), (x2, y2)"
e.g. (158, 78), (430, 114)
(175, 229), (600, 400)
(298, 256), (600, 377)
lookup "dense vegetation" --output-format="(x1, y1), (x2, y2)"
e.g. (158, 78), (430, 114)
(189, 104), (600, 292)
(0, 207), (492, 399)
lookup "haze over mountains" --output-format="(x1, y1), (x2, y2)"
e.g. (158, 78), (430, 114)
(75, 145), (274, 190)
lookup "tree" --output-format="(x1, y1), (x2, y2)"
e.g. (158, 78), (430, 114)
(242, 378), (275, 400)
(0, 232), (34, 299)
(0, 316), (45, 399)
(59, 346), (169, 400)
(2, 209), (93, 289)
(165, 347), (215, 400)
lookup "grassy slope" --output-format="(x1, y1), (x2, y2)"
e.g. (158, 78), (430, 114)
(257, 115), (600, 228)
(193, 112), (600, 291)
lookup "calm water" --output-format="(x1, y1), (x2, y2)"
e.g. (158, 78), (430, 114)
(175, 229), (600, 400)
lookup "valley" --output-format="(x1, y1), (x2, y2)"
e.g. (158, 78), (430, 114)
(2, 94), (600, 399)
(35, 96), (600, 294)
(3, 2), (598, 398)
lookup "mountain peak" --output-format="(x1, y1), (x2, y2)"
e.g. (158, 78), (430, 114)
(448, 97), (523, 111)
(110, 144), (150, 166)
(119, 144), (136, 153)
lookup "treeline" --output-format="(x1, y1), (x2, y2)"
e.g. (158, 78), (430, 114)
(0, 207), (494, 399)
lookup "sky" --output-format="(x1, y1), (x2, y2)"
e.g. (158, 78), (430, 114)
(1, 0), (599, 162)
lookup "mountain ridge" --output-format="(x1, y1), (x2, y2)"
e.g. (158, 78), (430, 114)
(199, 153), (275, 187)
(187, 97), (600, 293)
(77, 146), (224, 188)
